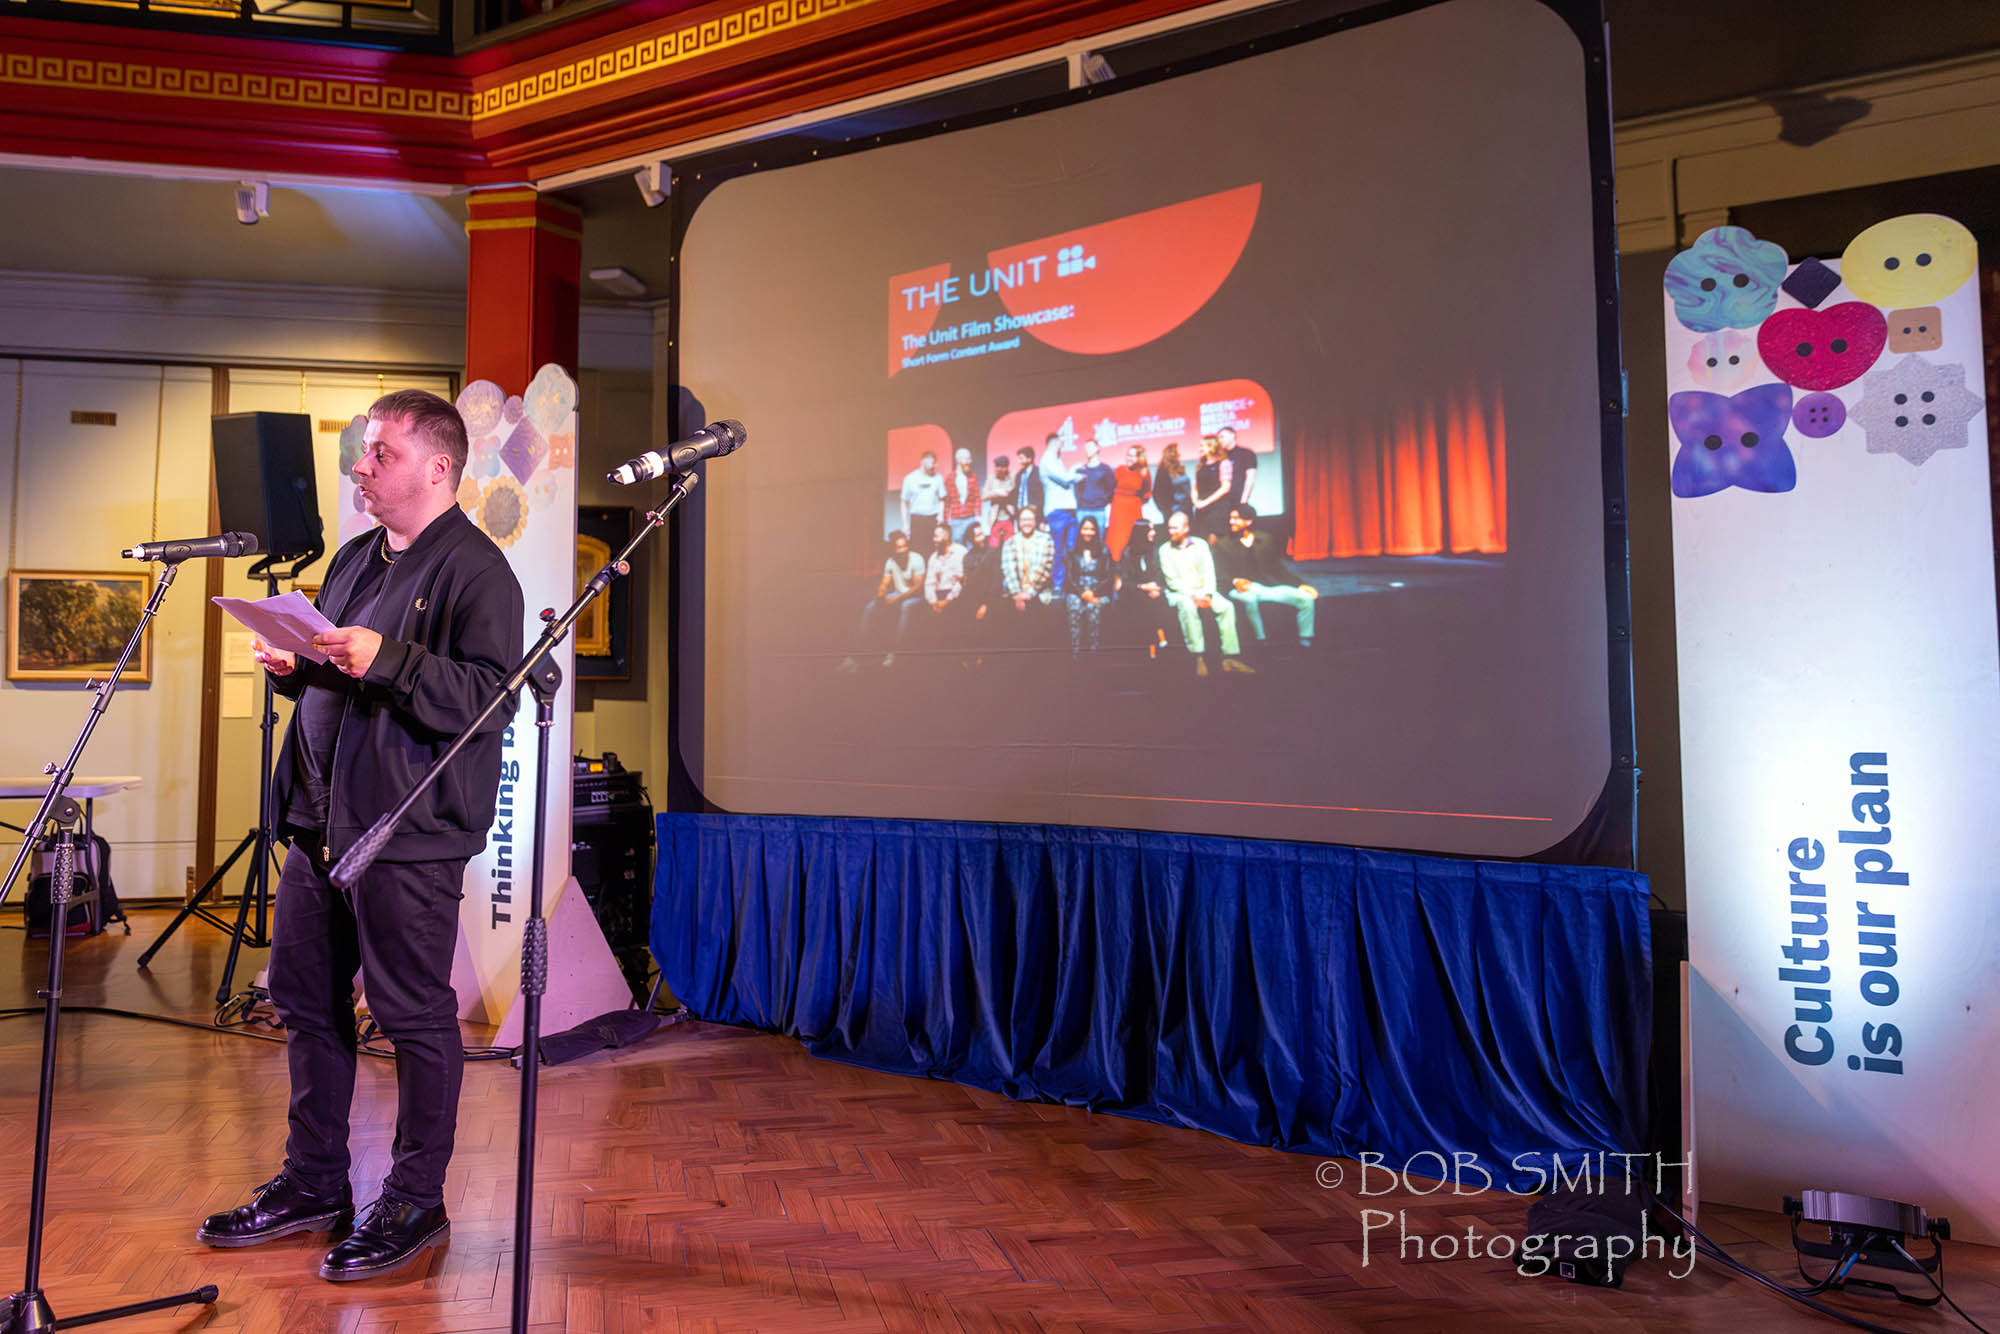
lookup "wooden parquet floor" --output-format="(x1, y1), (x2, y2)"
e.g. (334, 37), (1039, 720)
(0, 910), (1995, 1333)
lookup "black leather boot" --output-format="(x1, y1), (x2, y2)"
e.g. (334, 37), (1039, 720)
(196, 1166), (353, 1247)
(318, 1191), (450, 1282)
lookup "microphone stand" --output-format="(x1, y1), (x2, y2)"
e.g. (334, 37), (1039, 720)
(330, 471), (697, 1334)
(0, 559), (219, 1334)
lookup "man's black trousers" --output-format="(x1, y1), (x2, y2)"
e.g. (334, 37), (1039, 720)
(267, 841), (467, 1208)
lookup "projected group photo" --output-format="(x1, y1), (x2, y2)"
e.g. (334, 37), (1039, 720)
(859, 407), (1315, 671)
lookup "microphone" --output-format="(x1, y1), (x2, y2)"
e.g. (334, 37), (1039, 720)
(122, 532), (260, 563)
(607, 420), (746, 486)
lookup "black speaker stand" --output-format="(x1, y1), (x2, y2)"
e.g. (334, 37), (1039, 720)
(138, 558), (308, 1002)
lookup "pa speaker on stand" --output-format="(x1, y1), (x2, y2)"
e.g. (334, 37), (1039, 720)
(139, 412), (325, 1001)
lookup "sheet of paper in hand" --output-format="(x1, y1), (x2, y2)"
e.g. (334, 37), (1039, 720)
(212, 590), (336, 664)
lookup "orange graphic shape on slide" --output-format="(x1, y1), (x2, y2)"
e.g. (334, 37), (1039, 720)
(988, 183), (1261, 355)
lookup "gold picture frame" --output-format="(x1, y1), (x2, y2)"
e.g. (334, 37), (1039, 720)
(575, 507), (633, 681)
(5, 569), (155, 683)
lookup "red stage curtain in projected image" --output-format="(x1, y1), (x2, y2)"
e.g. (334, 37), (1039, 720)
(1290, 382), (1508, 559)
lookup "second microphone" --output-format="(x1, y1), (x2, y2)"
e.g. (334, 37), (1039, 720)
(607, 420), (746, 486)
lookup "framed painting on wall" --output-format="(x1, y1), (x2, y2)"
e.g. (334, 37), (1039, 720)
(575, 507), (633, 681)
(5, 569), (154, 683)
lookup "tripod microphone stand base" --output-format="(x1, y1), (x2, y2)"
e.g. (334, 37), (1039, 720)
(0, 1285), (221, 1334)
(3, 797), (219, 1334)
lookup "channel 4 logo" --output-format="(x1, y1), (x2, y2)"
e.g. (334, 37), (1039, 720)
(1057, 244), (1097, 278)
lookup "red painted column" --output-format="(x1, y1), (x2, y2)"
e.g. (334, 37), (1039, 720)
(465, 187), (582, 388)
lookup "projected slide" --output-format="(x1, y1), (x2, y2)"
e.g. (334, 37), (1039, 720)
(678, 0), (1612, 856)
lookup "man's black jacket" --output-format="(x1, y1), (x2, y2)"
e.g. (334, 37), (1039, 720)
(269, 506), (524, 864)
(1218, 530), (1302, 588)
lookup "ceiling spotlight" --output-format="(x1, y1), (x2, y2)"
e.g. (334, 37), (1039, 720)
(234, 180), (269, 226)
(633, 162), (668, 208)
(588, 266), (648, 299)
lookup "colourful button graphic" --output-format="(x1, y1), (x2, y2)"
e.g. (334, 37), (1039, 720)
(1756, 302), (1886, 391)
(1840, 214), (1977, 308)
(1792, 392), (1846, 438)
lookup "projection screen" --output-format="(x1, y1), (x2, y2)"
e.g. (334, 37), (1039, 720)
(673, 0), (1622, 858)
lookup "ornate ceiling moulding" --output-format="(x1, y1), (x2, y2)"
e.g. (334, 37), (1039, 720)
(478, 0), (1215, 180)
(0, 0), (1212, 185)
(0, 16), (477, 180)
(467, 0), (895, 126)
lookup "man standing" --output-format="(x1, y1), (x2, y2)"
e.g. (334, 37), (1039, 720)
(1158, 510), (1253, 677)
(899, 449), (946, 539)
(1217, 425), (1258, 515)
(1012, 446), (1044, 521)
(1038, 429), (1081, 587)
(197, 390), (523, 1281)
(1072, 430), (1117, 537)
(942, 447), (981, 544)
(1221, 505), (1317, 647)
(980, 454), (1015, 547)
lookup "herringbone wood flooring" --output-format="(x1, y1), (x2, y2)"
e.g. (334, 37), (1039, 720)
(0, 911), (1994, 1332)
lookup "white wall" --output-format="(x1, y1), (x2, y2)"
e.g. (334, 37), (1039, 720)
(0, 272), (466, 371)
(0, 269), (661, 900)
(0, 360), (213, 896)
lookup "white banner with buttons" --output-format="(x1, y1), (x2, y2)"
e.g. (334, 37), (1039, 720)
(1662, 215), (2000, 1240)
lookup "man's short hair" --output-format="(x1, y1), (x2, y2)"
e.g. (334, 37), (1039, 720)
(1017, 447), (1035, 461)
(1045, 432), (1062, 446)
(370, 389), (469, 487)
(1232, 503), (1258, 523)
(1016, 506), (1039, 523)
(920, 450), (937, 463)
(887, 529), (909, 545)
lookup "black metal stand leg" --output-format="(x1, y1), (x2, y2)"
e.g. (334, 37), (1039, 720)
(140, 572), (283, 998)
(2, 799), (217, 1334)
(214, 639), (284, 1002)
(510, 661), (559, 1333)
(134, 828), (254, 967)
(214, 827), (278, 1005)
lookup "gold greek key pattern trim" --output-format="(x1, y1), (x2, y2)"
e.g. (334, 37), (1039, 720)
(469, 0), (884, 121)
(0, 52), (470, 120)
